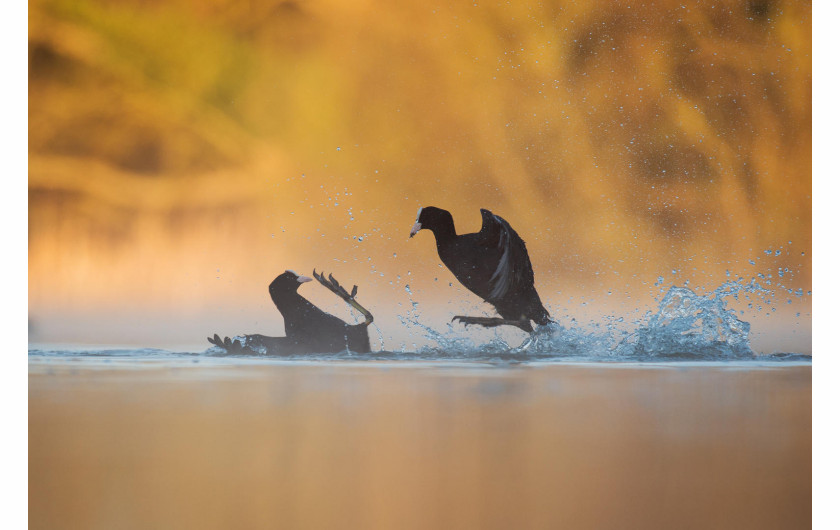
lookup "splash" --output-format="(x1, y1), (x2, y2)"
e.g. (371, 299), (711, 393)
(623, 286), (752, 360)
(404, 277), (793, 361)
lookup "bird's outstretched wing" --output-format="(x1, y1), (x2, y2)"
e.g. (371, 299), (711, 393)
(479, 209), (535, 302)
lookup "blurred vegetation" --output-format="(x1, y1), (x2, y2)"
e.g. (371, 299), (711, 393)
(29, 0), (811, 346)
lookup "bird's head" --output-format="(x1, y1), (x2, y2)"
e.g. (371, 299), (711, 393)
(269, 269), (313, 296)
(409, 206), (453, 238)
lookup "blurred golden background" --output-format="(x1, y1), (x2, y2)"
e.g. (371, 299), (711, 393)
(28, 0), (811, 351)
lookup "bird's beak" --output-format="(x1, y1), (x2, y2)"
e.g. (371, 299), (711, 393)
(296, 275), (313, 283)
(409, 222), (422, 238)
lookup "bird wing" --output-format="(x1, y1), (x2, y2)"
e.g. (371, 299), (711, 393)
(479, 209), (535, 302)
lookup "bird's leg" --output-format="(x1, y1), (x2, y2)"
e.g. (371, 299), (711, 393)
(451, 316), (533, 333)
(512, 322), (560, 352)
(313, 270), (374, 325)
(512, 335), (536, 353)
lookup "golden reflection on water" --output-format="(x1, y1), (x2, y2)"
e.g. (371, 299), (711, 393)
(28, 0), (811, 348)
(29, 363), (811, 529)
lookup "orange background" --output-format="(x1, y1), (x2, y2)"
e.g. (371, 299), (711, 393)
(28, 0), (811, 351)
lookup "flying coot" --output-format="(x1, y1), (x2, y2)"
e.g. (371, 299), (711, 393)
(208, 269), (373, 354)
(410, 206), (551, 332)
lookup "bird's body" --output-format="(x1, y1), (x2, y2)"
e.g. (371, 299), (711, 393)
(411, 207), (550, 332)
(209, 270), (372, 355)
(268, 271), (371, 353)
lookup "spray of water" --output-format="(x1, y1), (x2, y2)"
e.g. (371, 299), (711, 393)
(398, 273), (804, 361)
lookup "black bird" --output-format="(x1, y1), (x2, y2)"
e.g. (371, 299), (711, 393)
(410, 206), (551, 332)
(208, 270), (373, 354)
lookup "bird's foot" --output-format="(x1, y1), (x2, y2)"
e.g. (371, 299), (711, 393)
(207, 334), (250, 355)
(313, 270), (358, 301)
(313, 270), (374, 325)
(451, 315), (531, 331)
(535, 320), (562, 334)
(511, 323), (564, 354)
(511, 335), (536, 353)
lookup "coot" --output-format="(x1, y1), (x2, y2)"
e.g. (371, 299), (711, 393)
(208, 270), (373, 354)
(410, 207), (551, 332)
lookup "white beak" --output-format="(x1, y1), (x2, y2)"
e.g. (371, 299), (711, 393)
(296, 275), (313, 283)
(409, 222), (422, 238)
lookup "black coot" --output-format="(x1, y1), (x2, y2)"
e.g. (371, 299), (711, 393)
(410, 206), (551, 332)
(208, 270), (373, 354)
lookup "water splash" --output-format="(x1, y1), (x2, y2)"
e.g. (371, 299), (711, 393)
(624, 286), (752, 359)
(504, 322), (616, 359)
(400, 276), (793, 361)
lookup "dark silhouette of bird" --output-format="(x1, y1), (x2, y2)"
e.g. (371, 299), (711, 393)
(208, 270), (373, 354)
(410, 206), (551, 332)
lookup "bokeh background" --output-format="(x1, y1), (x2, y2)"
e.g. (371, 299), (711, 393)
(28, 0), (811, 352)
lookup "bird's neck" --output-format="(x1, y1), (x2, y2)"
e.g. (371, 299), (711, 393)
(273, 291), (309, 318)
(431, 222), (457, 247)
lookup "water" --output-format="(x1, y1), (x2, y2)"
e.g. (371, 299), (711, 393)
(29, 353), (811, 530)
(26, 346), (811, 366)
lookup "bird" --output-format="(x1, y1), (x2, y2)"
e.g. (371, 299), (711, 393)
(208, 269), (373, 354)
(410, 206), (551, 332)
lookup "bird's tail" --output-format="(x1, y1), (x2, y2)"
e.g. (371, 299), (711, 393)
(313, 270), (374, 326)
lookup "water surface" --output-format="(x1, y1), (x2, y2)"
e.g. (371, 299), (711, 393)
(30, 348), (810, 530)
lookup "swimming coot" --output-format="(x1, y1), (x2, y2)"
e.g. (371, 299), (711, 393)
(410, 207), (551, 332)
(208, 270), (373, 354)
